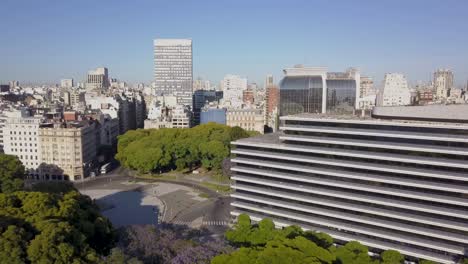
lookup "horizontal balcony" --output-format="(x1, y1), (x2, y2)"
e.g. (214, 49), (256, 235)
(230, 188), (468, 232)
(231, 178), (468, 219)
(232, 165), (468, 194)
(232, 167), (468, 203)
(231, 150), (468, 182)
(231, 202), (465, 255)
(279, 125), (468, 143)
(232, 143), (468, 169)
(230, 210), (456, 264)
(231, 192), (468, 243)
(279, 134), (468, 156)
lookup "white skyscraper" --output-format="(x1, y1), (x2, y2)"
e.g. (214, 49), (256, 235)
(378, 73), (411, 106)
(153, 39), (193, 106)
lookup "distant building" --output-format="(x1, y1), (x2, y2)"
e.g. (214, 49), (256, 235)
(200, 107), (227, 125)
(60, 79), (74, 88)
(153, 39), (193, 106)
(86, 67), (109, 92)
(265, 85), (279, 129)
(279, 66), (359, 116)
(226, 108), (264, 134)
(417, 90), (434, 105)
(359, 76), (374, 98)
(0, 84), (10, 92)
(144, 104), (191, 129)
(193, 78), (211, 91)
(265, 74), (274, 88)
(243, 89), (255, 105)
(434, 69), (453, 100)
(192, 90), (223, 126)
(221, 74), (248, 108)
(9, 81), (19, 88)
(377, 73), (411, 106)
(64, 90), (86, 109)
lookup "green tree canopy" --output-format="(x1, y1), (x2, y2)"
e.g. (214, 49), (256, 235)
(115, 123), (252, 174)
(381, 250), (404, 264)
(0, 154), (25, 193)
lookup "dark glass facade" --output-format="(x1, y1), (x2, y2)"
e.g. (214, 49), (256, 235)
(279, 76), (323, 116)
(326, 79), (356, 114)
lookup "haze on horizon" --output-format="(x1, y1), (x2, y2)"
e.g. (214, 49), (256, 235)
(1, 0), (468, 87)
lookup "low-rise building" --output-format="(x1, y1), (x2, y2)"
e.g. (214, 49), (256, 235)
(226, 108), (264, 134)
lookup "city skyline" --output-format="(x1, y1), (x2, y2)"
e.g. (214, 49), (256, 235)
(1, 0), (468, 86)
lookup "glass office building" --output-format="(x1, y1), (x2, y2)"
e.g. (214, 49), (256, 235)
(279, 76), (324, 116)
(326, 79), (356, 114)
(279, 66), (359, 116)
(230, 106), (468, 264)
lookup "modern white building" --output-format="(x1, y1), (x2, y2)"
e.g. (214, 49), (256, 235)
(86, 67), (109, 92)
(434, 69), (454, 100)
(221, 74), (248, 108)
(378, 73), (411, 106)
(230, 105), (468, 264)
(3, 109), (42, 176)
(153, 39), (193, 106)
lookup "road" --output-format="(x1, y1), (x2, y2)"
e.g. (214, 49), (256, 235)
(76, 166), (232, 233)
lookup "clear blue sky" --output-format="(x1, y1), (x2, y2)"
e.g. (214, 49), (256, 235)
(1, 0), (468, 86)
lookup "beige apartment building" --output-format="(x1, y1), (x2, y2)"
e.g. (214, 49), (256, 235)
(226, 108), (264, 134)
(39, 121), (97, 181)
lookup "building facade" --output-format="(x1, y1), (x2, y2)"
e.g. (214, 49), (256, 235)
(279, 66), (359, 116)
(3, 110), (42, 176)
(378, 73), (411, 106)
(230, 107), (468, 264)
(434, 69), (454, 100)
(221, 74), (248, 108)
(86, 67), (109, 92)
(226, 108), (264, 134)
(39, 122), (97, 181)
(153, 39), (193, 106)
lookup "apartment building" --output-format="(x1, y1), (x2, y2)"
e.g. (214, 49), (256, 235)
(39, 121), (97, 181)
(3, 110), (42, 176)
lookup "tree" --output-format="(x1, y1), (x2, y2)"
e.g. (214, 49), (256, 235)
(303, 230), (334, 249)
(115, 124), (253, 174)
(27, 221), (98, 264)
(0, 225), (28, 264)
(103, 248), (142, 264)
(334, 241), (376, 264)
(381, 250), (404, 264)
(0, 154), (25, 193)
(225, 214), (252, 246)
